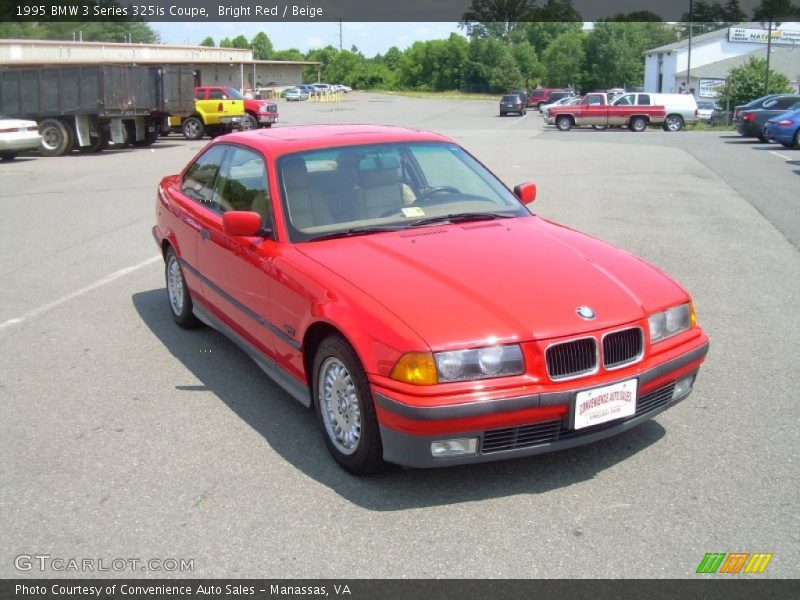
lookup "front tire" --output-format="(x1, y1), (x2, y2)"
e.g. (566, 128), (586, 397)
(312, 336), (386, 475)
(556, 116), (573, 131)
(165, 247), (201, 329)
(794, 129), (800, 149)
(0, 152), (18, 161)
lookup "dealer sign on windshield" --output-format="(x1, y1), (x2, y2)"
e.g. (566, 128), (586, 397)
(575, 379), (638, 429)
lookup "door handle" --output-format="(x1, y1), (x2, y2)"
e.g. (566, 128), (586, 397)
(200, 229), (210, 241)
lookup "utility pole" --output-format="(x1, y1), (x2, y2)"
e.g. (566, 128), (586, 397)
(338, 20), (342, 51)
(765, 20), (774, 94)
(686, 0), (693, 94)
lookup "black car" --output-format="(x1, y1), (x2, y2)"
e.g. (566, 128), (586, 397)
(547, 91), (577, 105)
(500, 94), (526, 116)
(509, 89), (530, 108)
(734, 94), (800, 140)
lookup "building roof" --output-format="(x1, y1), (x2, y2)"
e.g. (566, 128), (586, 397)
(676, 45), (800, 80)
(643, 22), (795, 55)
(0, 39), (321, 66)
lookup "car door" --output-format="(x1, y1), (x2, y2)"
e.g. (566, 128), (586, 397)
(583, 94), (608, 126)
(168, 144), (228, 307)
(194, 144), (279, 358)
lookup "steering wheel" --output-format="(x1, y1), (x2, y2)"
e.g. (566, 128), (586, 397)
(415, 185), (460, 203)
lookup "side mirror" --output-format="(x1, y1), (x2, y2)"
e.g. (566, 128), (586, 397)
(513, 182), (537, 205)
(223, 211), (262, 236)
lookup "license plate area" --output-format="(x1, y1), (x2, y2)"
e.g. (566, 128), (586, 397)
(574, 379), (638, 430)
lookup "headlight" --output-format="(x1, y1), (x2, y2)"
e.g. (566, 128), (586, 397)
(434, 344), (524, 383)
(648, 303), (693, 343)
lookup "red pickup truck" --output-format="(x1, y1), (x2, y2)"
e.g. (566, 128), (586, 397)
(195, 86), (279, 130)
(550, 93), (666, 132)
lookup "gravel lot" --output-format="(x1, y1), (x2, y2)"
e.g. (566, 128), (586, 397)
(1, 92), (798, 578)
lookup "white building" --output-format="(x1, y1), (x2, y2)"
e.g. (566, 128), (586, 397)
(0, 39), (320, 91)
(644, 23), (800, 99)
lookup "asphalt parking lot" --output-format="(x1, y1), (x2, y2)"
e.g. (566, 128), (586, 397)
(1, 92), (798, 578)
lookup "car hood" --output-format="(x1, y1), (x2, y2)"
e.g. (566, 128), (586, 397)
(298, 216), (687, 350)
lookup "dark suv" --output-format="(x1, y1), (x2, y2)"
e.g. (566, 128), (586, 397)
(499, 94), (526, 116)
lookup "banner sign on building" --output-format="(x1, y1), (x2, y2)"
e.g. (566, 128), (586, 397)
(728, 27), (800, 45)
(698, 78), (726, 98)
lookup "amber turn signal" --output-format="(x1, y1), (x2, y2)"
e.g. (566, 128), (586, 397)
(390, 352), (438, 385)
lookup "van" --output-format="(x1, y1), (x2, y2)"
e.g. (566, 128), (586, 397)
(612, 92), (698, 131)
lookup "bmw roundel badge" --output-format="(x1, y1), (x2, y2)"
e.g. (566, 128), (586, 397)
(576, 306), (596, 320)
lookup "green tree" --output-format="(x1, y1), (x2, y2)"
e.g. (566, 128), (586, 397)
(679, 1), (746, 35)
(0, 20), (157, 43)
(459, 0), (538, 42)
(717, 56), (792, 108)
(219, 38), (233, 48)
(230, 35), (250, 50)
(251, 32), (273, 59)
(542, 30), (585, 88)
(381, 47), (403, 71)
(271, 48), (306, 61)
(199, 36), (215, 47)
(490, 49), (525, 91)
(525, 21), (582, 57)
(753, 0), (800, 20)
(510, 41), (544, 88)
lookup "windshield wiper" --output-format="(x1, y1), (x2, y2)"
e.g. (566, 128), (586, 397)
(308, 225), (407, 242)
(408, 212), (517, 227)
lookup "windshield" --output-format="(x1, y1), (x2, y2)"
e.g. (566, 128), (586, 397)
(277, 142), (529, 242)
(225, 87), (245, 99)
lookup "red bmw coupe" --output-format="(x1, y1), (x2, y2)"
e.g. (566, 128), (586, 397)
(153, 125), (709, 474)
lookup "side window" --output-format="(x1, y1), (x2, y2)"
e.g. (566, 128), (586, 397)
(615, 94), (634, 105)
(215, 146), (272, 229)
(587, 95), (603, 106)
(638, 94), (651, 105)
(181, 145), (227, 208)
(777, 97), (798, 109)
(194, 88), (206, 100)
(208, 89), (226, 100)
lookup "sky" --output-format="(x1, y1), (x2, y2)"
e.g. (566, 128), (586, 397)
(153, 22), (465, 56)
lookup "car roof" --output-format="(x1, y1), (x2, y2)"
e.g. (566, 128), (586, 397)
(219, 125), (453, 156)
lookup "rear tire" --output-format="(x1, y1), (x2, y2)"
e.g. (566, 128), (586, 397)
(165, 247), (202, 329)
(629, 116), (647, 132)
(312, 335), (387, 475)
(39, 118), (73, 157)
(182, 117), (205, 140)
(663, 115), (684, 132)
(78, 129), (109, 153)
(556, 116), (573, 131)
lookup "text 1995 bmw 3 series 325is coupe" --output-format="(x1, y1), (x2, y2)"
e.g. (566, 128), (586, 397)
(153, 125), (709, 475)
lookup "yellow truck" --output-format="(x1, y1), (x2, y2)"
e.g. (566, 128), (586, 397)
(168, 90), (245, 140)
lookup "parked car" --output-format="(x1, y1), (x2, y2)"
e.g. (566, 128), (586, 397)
(612, 92), (698, 131)
(0, 116), (41, 160)
(153, 124), (709, 474)
(732, 93), (782, 122)
(284, 87), (309, 101)
(551, 92), (666, 131)
(499, 94), (526, 116)
(763, 109), (800, 148)
(734, 95), (800, 141)
(529, 88), (573, 109)
(541, 96), (581, 121)
(696, 101), (721, 123)
(509, 89), (529, 107)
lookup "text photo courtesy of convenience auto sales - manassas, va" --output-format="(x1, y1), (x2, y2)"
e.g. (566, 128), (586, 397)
(1, 0), (799, 598)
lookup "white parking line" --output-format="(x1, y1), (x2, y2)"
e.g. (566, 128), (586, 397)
(0, 255), (161, 331)
(769, 150), (794, 161)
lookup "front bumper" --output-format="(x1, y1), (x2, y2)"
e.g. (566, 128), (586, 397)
(376, 341), (709, 467)
(258, 114), (278, 123)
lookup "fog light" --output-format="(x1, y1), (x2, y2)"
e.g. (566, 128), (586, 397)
(430, 438), (478, 458)
(672, 376), (695, 400)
